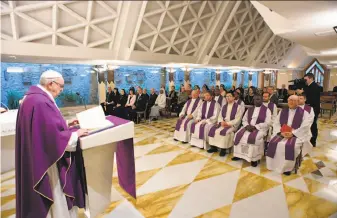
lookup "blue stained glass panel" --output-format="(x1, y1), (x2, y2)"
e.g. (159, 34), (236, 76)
(190, 68), (216, 89)
(252, 72), (258, 87)
(219, 71), (233, 90)
(243, 71), (249, 88)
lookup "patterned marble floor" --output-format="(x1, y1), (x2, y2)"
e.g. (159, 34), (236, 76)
(2, 116), (337, 218)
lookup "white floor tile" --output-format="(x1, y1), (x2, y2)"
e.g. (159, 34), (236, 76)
(243, 165), (261, 175)
(134, 143), (163, 158)
(104, 200), (144, 218)
(169, 170), (241, 218)
(137, 159), (208, 196)
(135, 150), (184, 173)
(262, 171), (283, 183)
(314, 187), (337, 204)
(285, 177), (309, 193)
(230, 185), (289, 218)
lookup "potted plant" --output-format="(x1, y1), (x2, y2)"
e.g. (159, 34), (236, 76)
(59, 91), (79, 107)
(6, 90), (23, 109)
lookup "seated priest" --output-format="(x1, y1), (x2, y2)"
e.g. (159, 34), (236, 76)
(298, 93), (315, 156)
(174, 90), (202, 143)
(208, 92), (243, 156)
(174, 87), (189, 116)
(190, 91), (220, 149)
(234, 90), (245, 113)
(262, 92), (278, 142)
(214, 87), (226, 106)
(232, 95), (272, 167)
(266, 95), (311, 175)
(149, 88), (166, 120)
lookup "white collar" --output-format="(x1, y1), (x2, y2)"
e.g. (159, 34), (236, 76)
(37, 84), (55, 103)
(299, 104), (305, 109)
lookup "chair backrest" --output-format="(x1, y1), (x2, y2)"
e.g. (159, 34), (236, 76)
(320, 96), (336, 103)
(321, 103), (334, 110)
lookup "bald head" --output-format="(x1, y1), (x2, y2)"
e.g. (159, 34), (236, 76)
(288, 95), (299, 109)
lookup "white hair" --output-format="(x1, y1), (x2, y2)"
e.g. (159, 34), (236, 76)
(39, 70), (63, 85)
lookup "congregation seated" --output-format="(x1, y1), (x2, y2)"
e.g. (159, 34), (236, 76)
(174, 90), (202, 143)
(244, 87), (256, 105)
(207, 92), (243, 156)
(128, 87), (147, 123)
(220, 85), (227, 97)
(146, 88), (158, 118)
(100, 86), (114, 115)
(278, 84), (288, 103)
(143, 88), (149, 102)
(190, 91), (220, 149)
(149, 88), (166, 120)
(114, 89), (136, 119)
(232, 95), (272, 167)
(173, 87), (189, 116)
(268, 86), (279, 105)
(298, 93), (315, 156)
(214, 87), (226, 106)
(262, 92), (278, 142)
(266, 95), (312, 175)
(112, 89), (128, 117)
(168, 86), (178, 103)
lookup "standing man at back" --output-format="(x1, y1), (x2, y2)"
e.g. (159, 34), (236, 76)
(296, 73), (321, 147)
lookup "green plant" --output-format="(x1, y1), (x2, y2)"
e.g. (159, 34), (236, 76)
(59, 91), (78, 102)
(7, 90), (23, 109)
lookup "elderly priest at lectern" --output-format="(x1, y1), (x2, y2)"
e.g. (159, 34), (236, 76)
(15, 70), (89, 218)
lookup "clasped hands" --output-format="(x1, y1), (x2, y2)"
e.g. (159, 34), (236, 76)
(245, 125), (256, 132)
(281, 132), (293, 138)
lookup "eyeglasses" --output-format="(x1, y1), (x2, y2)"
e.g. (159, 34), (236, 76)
(52, 81), (64, 88)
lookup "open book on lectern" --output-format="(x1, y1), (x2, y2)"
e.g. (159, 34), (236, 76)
(76, 106), (114, 134)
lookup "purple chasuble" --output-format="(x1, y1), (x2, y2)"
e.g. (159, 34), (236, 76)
(234, 105), (267, 145)
(191, 100), (216, 139)
(15, 86), (87, 218)
(267, 102), (275, 113)
(175, 98), (200, 131)
(208, 102), (239, 137)
(216, 95), (224, 106)
(304, 105), (312, 113)
(266, 107), (304, 160)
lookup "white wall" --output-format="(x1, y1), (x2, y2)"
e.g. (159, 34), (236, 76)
(277, 70), (294, 89)
(329, 68), (337, 91)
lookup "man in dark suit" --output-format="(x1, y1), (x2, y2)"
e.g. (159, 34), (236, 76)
(268, 86), (278, 105)
(143, 88), (150, 101)
(129, 87), (148, 123)
(297, 73), (321, 147)
(278, 84), (288, 103)
(100, 86), (114, 115)
(317, 82), (323, 92)
(333, 86), (337, 92)
(146, 88), (158, 118)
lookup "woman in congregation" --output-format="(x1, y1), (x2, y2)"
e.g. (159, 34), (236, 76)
(244, 86), (256, 105)
(115, 89), (136, 119)
(200, 84), (210, 99)
(168, 86), (178, 102)
(235, 88), (244, 101)
(220, 85), (227, 97)
(149, 88), (166, 120)
(112, 88), (126, 117)
(111, 88), (120, 107)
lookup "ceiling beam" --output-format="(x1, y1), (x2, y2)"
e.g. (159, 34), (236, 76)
(108, 1), (123, 50)
(8, 1), (18, 40)
(251, 31), (275, 66)
(205, 1), (241, 64)
(19, 31), (53, 42)
(52, 4), (58, 46)
(83, 1), (93, 46)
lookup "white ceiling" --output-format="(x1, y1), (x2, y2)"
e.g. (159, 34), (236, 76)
(0, 0), (322, 69)
(254, 1), (337, 65)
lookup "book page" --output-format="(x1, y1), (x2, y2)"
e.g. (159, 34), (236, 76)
(76, 106), (113, 130)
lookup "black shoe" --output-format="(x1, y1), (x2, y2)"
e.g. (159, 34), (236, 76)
(219, 149), (226, 157)
(251, 161), (258, 167)
(310, 139), (316, 147)
(207, 146), (217, 153)
(174, 139), (178, 141)
(231, 157), (241, 161)
(283, 171), (291, 176)
(182, 141), (188, 144)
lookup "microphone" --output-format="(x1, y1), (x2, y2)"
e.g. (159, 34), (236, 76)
(75, 92), (87, 110)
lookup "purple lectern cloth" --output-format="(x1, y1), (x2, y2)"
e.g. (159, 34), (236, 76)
(15, 86), (87, 218)
(77, 115), (136, 198)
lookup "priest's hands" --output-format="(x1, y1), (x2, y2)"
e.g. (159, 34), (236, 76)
(195, 119), (201, 123)
(77, 129), (89, 137)
(116, 104), (121, 107)
(221, 121), (229, 127)
(132, 105), (136, 109)
(0, 107), (7, 113)
(69, 120), (79, 127)
(245, 125), (256, 132)
(187, 114), (193, 119)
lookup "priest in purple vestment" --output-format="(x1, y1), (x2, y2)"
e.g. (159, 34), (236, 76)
(232, 95), (271, 167)
(266, 95), (311, 175)
(190, 91), (220, 149)
(214, 87), (226, 106)
(174, 90), (202, 143)
(16, 70), (89, 218)
(262, 92), (278, 142)
(298, 93), (315, 157)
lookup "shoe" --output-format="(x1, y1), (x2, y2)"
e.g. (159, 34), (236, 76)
(219, 149), (226, 157)
(207, 147), (217, 153)
(231, 157), (241, 161)
(251, 161), (258, 167)
(182, 141), (188, 144)
(174, 139), (178, 141)
(283, 171), (291, 176)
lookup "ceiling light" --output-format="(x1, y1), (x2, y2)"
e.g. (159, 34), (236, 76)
(9, 55), (16, 59)
(330, 61), (337, 64)
(321, 49), (337, 55)
(107, 65), (119, 70)
(7, 67), (24, 73)
(314, 29), (335, 37)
